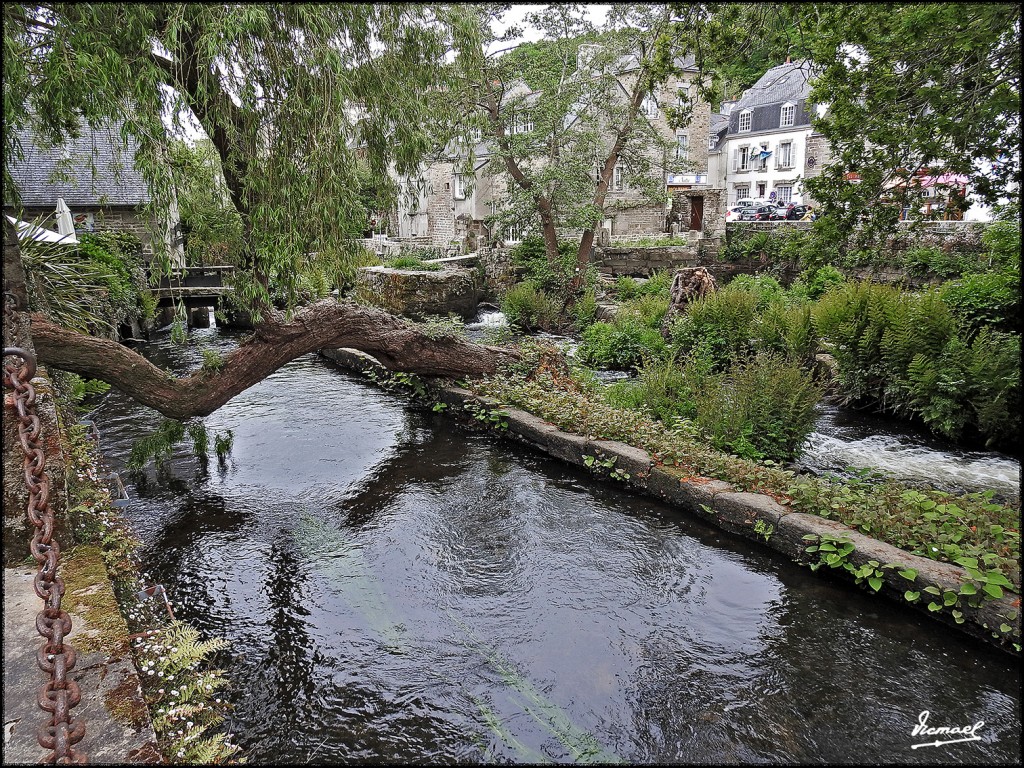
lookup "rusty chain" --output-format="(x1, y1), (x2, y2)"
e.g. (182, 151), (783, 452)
(4, 295), (87, 764)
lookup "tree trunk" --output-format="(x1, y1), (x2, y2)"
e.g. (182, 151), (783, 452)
(29, 301), (518, 420)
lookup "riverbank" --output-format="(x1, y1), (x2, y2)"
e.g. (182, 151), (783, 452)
(320, 346), (1021, 656)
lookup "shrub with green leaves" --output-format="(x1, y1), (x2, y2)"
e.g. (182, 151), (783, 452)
(501, 280), (561, 332)
(577, 306), (669, 370)
(667, 286), (760, 369)
(692, 352), (824, 462)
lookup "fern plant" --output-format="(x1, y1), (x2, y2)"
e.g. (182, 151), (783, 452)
(136, 621), (242, 763)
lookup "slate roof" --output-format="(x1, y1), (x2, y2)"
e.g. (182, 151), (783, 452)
(733, 60), (816, 111)
(6, 121), (150, 208)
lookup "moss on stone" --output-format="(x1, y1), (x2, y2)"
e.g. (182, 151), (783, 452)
(60, 544), (132, 656)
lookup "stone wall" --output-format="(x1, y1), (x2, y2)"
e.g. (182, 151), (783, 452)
(353, 266), (481, 320)
(424, 163), (456, 248)
(477, 247), (516, 301)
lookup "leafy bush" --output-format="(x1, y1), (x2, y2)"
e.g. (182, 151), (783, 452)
(667, 287), (760, 369)
(789, 264), (846, 301)
(939, 269), (1020, 334)
(577, 312), (668, 370)
(692, 352), (824, 462)
(615, 271), (672, 301)
(501, 281), (561, 332)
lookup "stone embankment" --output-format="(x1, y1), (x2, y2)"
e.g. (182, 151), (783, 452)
(320, 346), (1021, 656)
(3, 364), (158, 764)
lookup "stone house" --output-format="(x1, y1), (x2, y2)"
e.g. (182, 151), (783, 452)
(4, 120), (182, 266)
(395, 48), (719, 248)
(709, 59), (832, 209)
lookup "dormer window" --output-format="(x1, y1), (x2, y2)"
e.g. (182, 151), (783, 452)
(641, 96), (658, 118)
(780, 102), (795, 128)
(738, 110), (752, 133)
(708, 135), (717, 151)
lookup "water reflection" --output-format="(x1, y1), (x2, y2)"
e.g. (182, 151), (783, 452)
(87, 327), (1021, 764)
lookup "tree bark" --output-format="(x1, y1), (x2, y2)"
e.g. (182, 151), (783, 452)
(29, 301), (518, 420)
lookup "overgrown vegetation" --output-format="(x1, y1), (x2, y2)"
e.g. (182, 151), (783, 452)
(20, 230), (155, 337)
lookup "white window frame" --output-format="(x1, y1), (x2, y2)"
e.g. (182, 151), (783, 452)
(734, 185), (750, 204)
(758, 142), (770, 171)
(453, 173), (467, 200)
(738, 109), (752, 132)
(641, 95), (658, 118)
(780, 102), (795, 128)
(675, 134), (689, 161)
(779, 141), (793, 169)
(505, 221), (525, 243)
(739, 146), (751, 171)
(708, 135), (717, 151)
(612, 164), (624, 191)
(776, 185), (793, 204)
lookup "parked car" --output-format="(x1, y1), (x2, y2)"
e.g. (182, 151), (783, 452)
(752, 205), (777, 221)
(725, 206), (746, 222)
(786, 204), (811, 220)
(768, 206), (790, 221)
(738, 207), (759, 221)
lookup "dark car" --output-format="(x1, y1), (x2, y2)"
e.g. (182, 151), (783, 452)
(738, 207), (759, 221)
(752, 205), (777, 221)
(768, 206), (790, 220)
(786, 204), (811, 220)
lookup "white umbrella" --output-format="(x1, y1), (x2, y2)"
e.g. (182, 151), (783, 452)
(5, 215), (78, 245)
(55, 198), (78, 243)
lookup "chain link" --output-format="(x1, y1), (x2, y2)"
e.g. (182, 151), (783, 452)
(5, 296), (87, 764)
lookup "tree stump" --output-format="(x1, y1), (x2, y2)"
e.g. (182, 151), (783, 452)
(660, 267), (717, 338)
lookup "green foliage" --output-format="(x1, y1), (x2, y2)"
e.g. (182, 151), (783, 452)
(200, 349), (224, 373)
(501, 281), (562, 332)
(789, 265), (846, 302)
(138, 621), (240, 764)
(692, 352), (824, 462)
(605, 354), (701, 425)
(668, 286), (759, 369)
(812, 281), (1020, 447)
(19, 229), (151, 336)
(127, 419), (234, 470)
(577, 308), (669, 370)
(797, 4), (1020, 236)
(66, 374), (111, 412)
(385, 255), (443, 271)
(168, 140), (244, 267)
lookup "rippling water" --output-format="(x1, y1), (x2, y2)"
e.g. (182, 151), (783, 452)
(87, 326), (1021, 764)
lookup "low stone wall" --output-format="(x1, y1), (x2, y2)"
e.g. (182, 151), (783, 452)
(353, 265), (481, 320)
(319, 346), (1021, 655)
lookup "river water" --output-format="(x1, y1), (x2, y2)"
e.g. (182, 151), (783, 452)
(88, 325), (1021, 764)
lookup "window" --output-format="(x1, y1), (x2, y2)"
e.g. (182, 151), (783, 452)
(453, 173), (467, 200)
(779, 141), (793, 169)
(612, 164), (624, 191)
(641, 96), (658, 117)
(511, 114), (533, 134)
(780, 103), (795, 128)
(758, 142), (770, 170)
(675, 134), (689, 161)
(734, 185), (750, 203)
(756, 182), (766, 199)
(776, 185), (793, 204)
(677, 83), (694, 108)
(739, 146), (751, 171)
(708, 135), (717, 151)
(738, 109), (752, 132)
(505, 221), (524, 243)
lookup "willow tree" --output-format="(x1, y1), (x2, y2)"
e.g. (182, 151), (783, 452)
(3, 3), (513, 419)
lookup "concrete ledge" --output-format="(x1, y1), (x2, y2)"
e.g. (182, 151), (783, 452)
(586, 439), (653, 489)
(647, 466), (734, 519)
(711, 491), (788, 537)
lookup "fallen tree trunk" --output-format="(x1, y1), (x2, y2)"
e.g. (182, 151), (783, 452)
(29, 300), (518, 420)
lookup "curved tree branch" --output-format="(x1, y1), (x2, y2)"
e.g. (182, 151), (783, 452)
(30, 302), (518, 420)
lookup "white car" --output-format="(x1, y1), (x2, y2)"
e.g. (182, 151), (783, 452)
(725, 206), (746, 222)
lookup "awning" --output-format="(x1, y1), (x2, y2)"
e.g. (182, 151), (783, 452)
(5, 215), (79, 245)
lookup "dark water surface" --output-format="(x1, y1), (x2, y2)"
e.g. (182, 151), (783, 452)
(89, 326), (1021, 764)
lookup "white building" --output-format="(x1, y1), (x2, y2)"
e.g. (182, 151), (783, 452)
(710, 60), (825, 208)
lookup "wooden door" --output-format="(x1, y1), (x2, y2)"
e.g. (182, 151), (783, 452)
(689, 196), (704, 232)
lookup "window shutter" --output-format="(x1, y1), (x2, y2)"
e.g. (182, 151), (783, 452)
(731, 147), (737, 172)
(774, 143), (779, 169)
